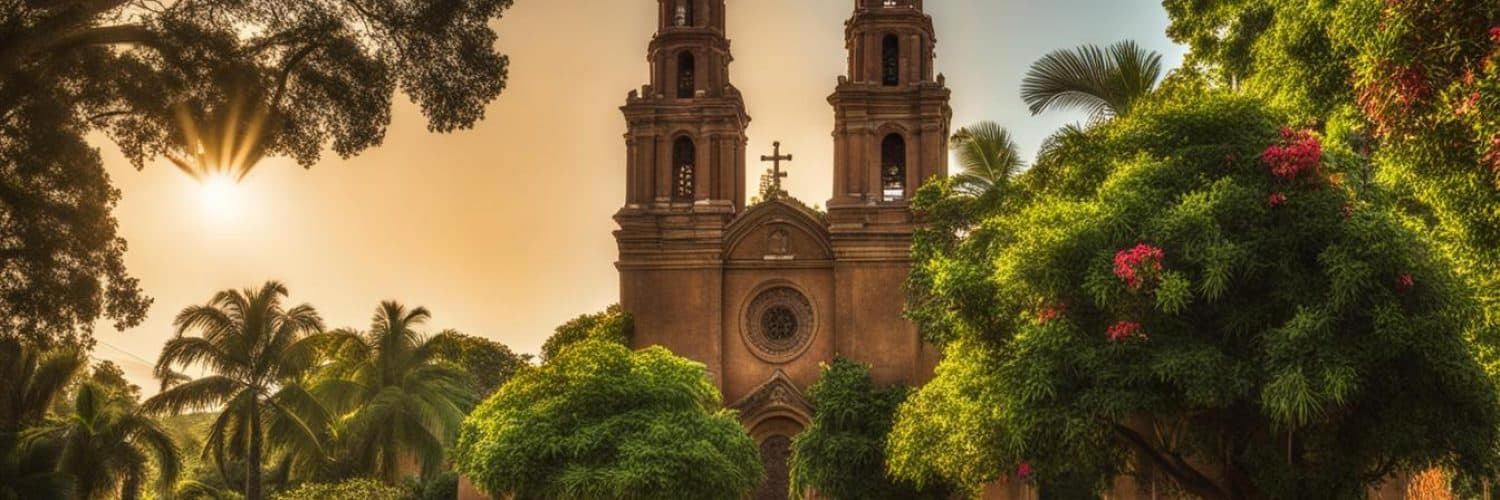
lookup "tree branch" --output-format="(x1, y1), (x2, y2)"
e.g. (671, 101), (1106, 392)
(269, 44), (321, 110)
(49, 24), (156, 51)
(86, 109), (138, 122)
(1110, 421), (1229, 500)
(0, 24), (157, 77)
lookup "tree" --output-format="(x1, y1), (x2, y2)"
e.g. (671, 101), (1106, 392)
(143, 281), (326, 500)
(889, 91), (1500, 498)
(0, 131), (149, 349)
(430, 330), (529, 397)
(788, 358), (953, 500)
(1021, 40), (1164, 120)
(949, 121), (1024, 196)
(539, 305), (633, 363)
(0, 0), (514, 347)
(309, 302), (475, 482)
(0, 338), (86, 500)
(1164, 0), (1500, 337)
(32, 381), (180, 500)
(455, 340), (762, 500)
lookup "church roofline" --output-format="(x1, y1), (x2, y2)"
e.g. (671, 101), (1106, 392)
(723, 197), (832, 258)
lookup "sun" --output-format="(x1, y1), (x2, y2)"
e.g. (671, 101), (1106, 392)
(196, 173), (244, 221)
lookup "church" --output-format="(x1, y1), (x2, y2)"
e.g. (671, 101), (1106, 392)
(613, 0), (949, 497)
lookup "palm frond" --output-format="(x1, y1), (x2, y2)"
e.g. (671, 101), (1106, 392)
(121, 411), (182, 498)
(155, 336), (243, 382)
(949, 121), (1024, 196)
(1021, 40), (1163, 119)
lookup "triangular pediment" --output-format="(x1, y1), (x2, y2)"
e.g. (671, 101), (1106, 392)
(728, 370), (813, 425)
(724, 199), (832, 261)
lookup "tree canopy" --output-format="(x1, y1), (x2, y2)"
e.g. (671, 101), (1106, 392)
(789, 358), (954, 500)
(539, 305), (633, 363)
(890, 91), (1500, 498)
(1163, 0), (1500, 331)
(0, 0), (515, 348)
(431, 330), (529, 397)
(455, 340), (761, 500)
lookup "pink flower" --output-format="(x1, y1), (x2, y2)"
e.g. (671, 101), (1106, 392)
(1038, 303), (1067, 324)
(1263, 128), (1323, 181)
(1108, 321), (1144, 341)
(1017, 463), (1033, 481)
(1268, 192), (1287, 208)
(1113, 244), (1165, 290)
(1397, 274), (1415, 293)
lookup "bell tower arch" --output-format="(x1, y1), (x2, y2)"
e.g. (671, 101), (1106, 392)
(829, 0), (950, 210)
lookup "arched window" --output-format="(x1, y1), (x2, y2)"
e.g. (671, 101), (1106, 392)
(881, 34), (900, 86)
(673, 136), (696, 201)
(674, 0), (694, 27)
(677, 51), (696, 99)
(881, 133), (906, 201)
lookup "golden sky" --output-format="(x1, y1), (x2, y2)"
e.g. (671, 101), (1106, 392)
(92, 0), (1187, 392)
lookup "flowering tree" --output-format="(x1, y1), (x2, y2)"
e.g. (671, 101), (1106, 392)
(1165, 0), (1500, 349)
(888, 92), (1499, 498)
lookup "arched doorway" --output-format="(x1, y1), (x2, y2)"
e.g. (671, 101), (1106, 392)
(730, 372), (813, 500)
(754, 434), (793, 500)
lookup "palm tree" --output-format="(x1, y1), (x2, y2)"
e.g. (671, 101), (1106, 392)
(32, 382), (180, 500)
(143, 281), (326, 500)
(310, 302), (474, 482)
(0, 338), (84, 500)
(1021, 40), (1163, 120)
(950, 122), (1025, 195)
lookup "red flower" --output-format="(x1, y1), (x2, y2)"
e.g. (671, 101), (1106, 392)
(1268, 192), (1287, 208)
(1263, 128), (1323, 181)
(1397, 273), (1415, 293)
(1038, 303), (1067, 324)
(1114, 244), (1165, 290)
(1108, 321), (1144, 341)
(1017, 463), (1033, 481)
(1490, 27), (1500, 45)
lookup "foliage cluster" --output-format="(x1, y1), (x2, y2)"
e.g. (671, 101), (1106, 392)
(270, 478), (407, 500)
(143, 284), (528, 499)
(0, 337), (178, 500)
(539, 304), (633, 363)
(892, 91), (1499, 499)
(0, 0), (515, 349)
(455, 340), (762, 500)
(0, 281), (520, 500)
(788, 358), (954, 500)
(1163, 0), (1500, 331)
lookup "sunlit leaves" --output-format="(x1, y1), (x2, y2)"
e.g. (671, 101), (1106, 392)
(454, 341), (760, 500)
(789, 359), (953, 500)
(893, 90), (1499, 496)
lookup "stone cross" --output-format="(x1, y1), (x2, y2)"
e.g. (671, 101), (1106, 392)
(760, 141), (793, 196)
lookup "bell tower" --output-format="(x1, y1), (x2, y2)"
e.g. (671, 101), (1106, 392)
(825, 0), (949, 386)
(615, 0), (750, 386)
(827, 0), (950, 220)
(618, 0), (750, 216)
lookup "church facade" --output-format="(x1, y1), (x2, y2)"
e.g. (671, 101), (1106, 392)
(614, 0), (948, 497)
